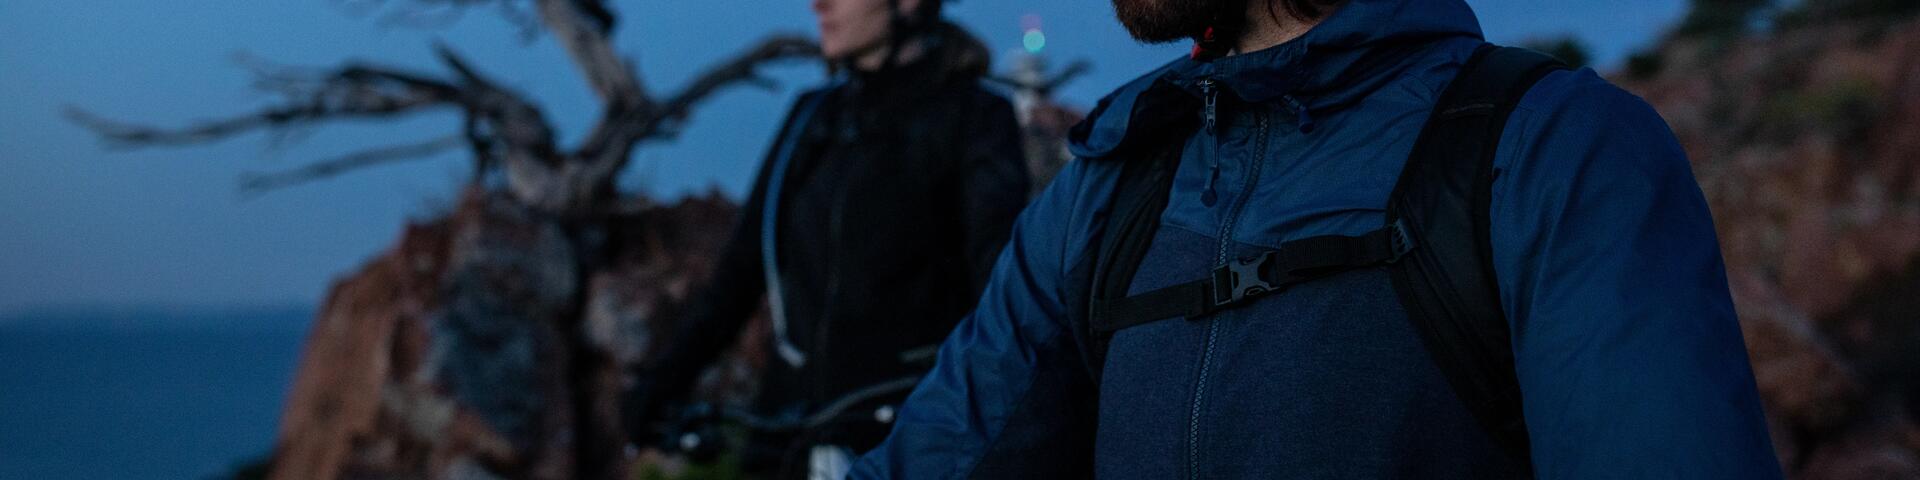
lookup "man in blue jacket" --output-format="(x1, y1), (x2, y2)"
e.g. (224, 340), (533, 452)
(853, 0), (1783, 478)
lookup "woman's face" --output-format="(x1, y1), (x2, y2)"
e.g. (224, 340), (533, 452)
(812, 0), (913, 61)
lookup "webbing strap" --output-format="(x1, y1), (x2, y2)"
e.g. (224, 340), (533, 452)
(1384, 45), (1567, 474)
(1089, 220), (1416, 334)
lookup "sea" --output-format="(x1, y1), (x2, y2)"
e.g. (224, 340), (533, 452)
(0, 306), (312, 480)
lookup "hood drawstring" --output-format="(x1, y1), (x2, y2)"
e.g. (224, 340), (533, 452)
(1202, 163), (1221, 206)
(1282, 95), (1316, 134)
(1190, 22), (1227, 207)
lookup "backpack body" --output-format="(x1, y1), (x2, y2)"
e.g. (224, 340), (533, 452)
(1073, 45), (1565, 478)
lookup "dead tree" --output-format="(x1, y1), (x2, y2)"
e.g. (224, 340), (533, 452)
(987, 54), (1090, 196)
(71, 2), (818, 478)
(70, 0), (817, 216)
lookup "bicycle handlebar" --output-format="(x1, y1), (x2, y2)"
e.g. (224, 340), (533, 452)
(652, 374), (924, 456)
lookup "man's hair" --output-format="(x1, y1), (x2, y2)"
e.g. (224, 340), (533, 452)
(1115, 0), (1340, 44)
(1275, 0), (1338, 20)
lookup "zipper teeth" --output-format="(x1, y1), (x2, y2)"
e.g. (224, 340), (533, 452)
(1188, 111), (1271, 479)
(1216, 113), (1271, 265)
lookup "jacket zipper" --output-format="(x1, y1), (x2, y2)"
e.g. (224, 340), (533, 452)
(1187, 92), (1273, 479)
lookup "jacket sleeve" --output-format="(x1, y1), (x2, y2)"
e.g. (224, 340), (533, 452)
(1489, 70), (1783, 479)
(954, 95), (1034, 293)
(852, 160), (1099, 479)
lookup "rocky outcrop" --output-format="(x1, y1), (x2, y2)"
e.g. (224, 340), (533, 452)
(1620, 11), (1920, 479)
(267, 189), (761, 480)
(1021, 99), (1086, 195)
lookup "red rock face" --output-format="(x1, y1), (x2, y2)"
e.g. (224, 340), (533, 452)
(267, 188), (758, 480)
(1621, 15), (1920, 479)
(1021, 99), (1088, 196)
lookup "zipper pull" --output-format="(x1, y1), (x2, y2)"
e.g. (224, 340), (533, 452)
(1197, 78), (1221, 206)
(1199, 79), (1219, 135)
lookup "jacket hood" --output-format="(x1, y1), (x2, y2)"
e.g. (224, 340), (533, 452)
(1068, 0), (1484, 158)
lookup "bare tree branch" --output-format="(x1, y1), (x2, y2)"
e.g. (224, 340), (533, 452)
(75, 1), (809, 213)
(431, 42), (497, 89)
(238, 135), (467, 194)
(571, 34), (816, 187)
(494, 0), (545, 42)
(68, 60), (462, 149)
(331, 0), (542, 40)
(534, 0), (646, 109)
(65, 107), (269, 148)
(1042, 60), (1093, 94)
(430, 43), (560, 164)
(647, 35), (818, 138)
(987, 58), (1092, 97)
(463, 111), (501, 176)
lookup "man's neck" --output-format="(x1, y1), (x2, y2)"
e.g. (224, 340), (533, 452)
(1233, 0), (1343, 54)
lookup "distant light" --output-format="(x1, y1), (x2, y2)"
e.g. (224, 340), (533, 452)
(1022, 29), (1046, 53)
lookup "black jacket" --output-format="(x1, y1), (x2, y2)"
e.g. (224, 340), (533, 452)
(643, 23), (1029, 449)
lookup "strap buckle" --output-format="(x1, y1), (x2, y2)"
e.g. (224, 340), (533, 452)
(1387, 218), (1418, 262)
(1209, 251), (1277, 309)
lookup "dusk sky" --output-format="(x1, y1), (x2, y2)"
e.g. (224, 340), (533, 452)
(0, 0), (1686, 313)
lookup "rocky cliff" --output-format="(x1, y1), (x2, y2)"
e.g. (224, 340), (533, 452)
(266, 189), (763, 480)
(1618, 9), (1920, 479)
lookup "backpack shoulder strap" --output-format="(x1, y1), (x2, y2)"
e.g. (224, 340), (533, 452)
(1075, 45), (1566, 469)
(1386, 44), (1568, 473)
(1078, 133), (1186, 382)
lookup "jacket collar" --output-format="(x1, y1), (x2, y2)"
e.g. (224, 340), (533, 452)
(1069, 0), (1484, 159)
(839, 21), (991, 104)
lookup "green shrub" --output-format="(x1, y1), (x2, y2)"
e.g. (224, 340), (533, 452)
(1774, 0), (1920, 28)
(1676, 0), (1776, 37)
(1756, 77), (1884, 145)
(204, 454), (273, 480)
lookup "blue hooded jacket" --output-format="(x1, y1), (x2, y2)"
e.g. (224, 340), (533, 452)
(852, 0), (1782, 478)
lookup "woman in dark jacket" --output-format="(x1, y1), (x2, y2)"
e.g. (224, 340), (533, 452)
(626, 0), (1029, 476)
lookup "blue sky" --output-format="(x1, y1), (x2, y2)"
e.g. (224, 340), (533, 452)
(0, 0), (1686, 312)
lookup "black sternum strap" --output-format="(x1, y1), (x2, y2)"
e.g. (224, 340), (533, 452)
(1089, 219), (1417, 335)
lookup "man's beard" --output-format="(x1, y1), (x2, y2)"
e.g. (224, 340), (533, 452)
(1112, 0), (1242, 44)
